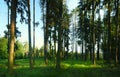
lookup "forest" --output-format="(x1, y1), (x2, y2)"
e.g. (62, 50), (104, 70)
(0, 0), (120, 77)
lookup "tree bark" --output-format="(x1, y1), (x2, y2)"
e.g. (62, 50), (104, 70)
(7, 0), (10, 55)
(97, 6), (101, 60)
(28, 0), (33, 68)
(92, 0), (96, 65)
(81, 40), (84, 60)
(115, 0), (119, 65)
(8, 0), (18, 74)
(56, 0), (63, 69)
(33, 0), (35, 65)
(107, 0), (111, 63)
(44, 0), (49, 64)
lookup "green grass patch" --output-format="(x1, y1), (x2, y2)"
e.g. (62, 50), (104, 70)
(0, 59), (120, 77)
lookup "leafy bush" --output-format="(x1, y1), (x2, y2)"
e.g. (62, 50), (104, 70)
(15, 51), (24, 59)
(0, 37), (8, 59)
(15, 41), (24, 59)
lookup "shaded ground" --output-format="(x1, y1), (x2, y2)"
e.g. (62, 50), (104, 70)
(0, 59), (120, 77)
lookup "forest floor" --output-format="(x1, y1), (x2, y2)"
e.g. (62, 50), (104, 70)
(0, 58), (120, 77)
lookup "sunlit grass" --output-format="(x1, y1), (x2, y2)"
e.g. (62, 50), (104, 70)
(62, 59), (102, 69)
(0, 58), (120, 77)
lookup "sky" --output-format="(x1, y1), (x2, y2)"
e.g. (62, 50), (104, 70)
(0, 0), (79, 49)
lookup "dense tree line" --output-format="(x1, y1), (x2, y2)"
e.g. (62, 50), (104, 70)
(1, 0), (120, 75)
(40, 0), (70, 69)
(77, 0), (120, 65)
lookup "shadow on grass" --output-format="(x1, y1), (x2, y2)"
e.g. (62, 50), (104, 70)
(0, 59), (120, 77)
(0, 65), (120, 77)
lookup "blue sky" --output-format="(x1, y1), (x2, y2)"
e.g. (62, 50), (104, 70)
(0, 0), (79, 48)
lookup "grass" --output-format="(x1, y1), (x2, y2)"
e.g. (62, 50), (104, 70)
(0, 58), (120, 77)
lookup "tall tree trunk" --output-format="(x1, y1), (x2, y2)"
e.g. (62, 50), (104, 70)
(115, 0), (119, 65)
(33, 0), (35, 65)
(107, 0), (111, 63)
(89, 12), (92, 61)
(66, 30), (69, 58)
(49, 27), (52, 57)
(53, 25), (56, 62)
(92, 1), (96, 65)
(44, 0), (49, 64)
(79, 2), (84, 60)
(7, 0), (10, 54)
(97, 40), (100, 60)
(85, 42), (88, 61)
(56, 0), (63, 69)
(117, 0), (120, 64)
(28, 0), (33, 68)
(8, 0), (17, 74)
(81, 40), (84, 60)
(97, 4), (101, 60)
(84, 8), (88, 61)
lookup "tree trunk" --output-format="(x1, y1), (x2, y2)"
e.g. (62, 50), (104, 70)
(49, 27), (52, 57)
(7, 0), (10, 54)
(119, 2), (120, 64)
(81, 40), (84, 60)
(53, 24), (56, 63)
(92, 1), (96, 65)
(107, 1), (111, 63)
(89, 14), (92, 61)
(8, 0), (17, 74)
(28, 0), (33, 68)
(66, 30), (69, 58)
(33, 0), (36, 65)
(97, 8), (101, 60)
(115, 0), (119, 65)
(97, 40), (100, 60)
(85, 42), (87, 60)
(56, 0), (63, 69)
(44, 0), (49, 64)
(84, 7), (88, 61)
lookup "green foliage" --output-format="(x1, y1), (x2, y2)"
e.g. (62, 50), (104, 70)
(15, 51), (24, 59)
(39, 46), (44, 57)
(0, 37), (8, 59)
(15, 41), (24, 59)
(0, 37), (26, 59)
